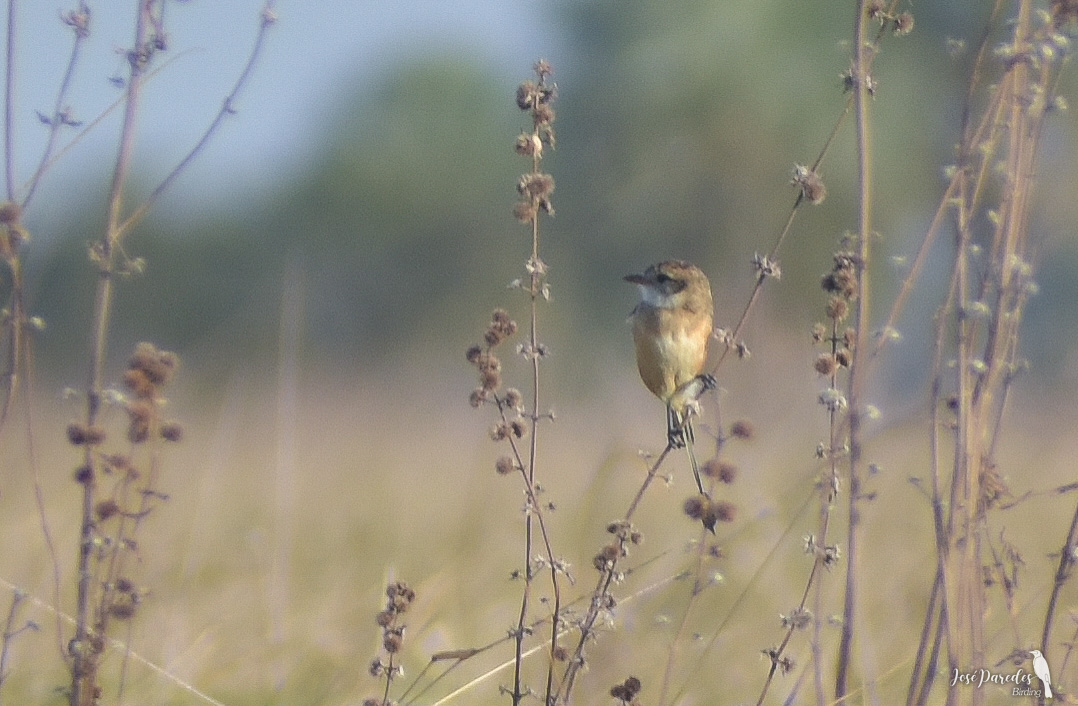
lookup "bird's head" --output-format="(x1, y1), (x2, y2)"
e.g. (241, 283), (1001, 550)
(625, 260), (711, 310)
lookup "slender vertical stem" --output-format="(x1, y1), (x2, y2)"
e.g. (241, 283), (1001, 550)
(835, 0), (871, 698)
(1040, 469), (1078, 665)
(71, 4), (152, 704)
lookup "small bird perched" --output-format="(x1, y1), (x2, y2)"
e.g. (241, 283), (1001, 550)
(625, 260), (715, 496)
(1029, 650), (1053, 699)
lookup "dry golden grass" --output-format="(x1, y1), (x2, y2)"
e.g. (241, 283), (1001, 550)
(2, 324), (1074, 705)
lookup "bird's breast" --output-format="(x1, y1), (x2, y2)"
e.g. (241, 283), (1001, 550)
(631, 305), (711, 402)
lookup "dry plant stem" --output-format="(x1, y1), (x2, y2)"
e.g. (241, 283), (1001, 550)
(2, 1), (87, 422)
(504, 67), (562, 706)
(0, 590), (26, 703)
(655, 519), (713, 706)
(518, 207), (540, 705)
(20, 349), (66, 661)
(107, 432), (166, 697)
(909, 1), (1064, 701)
(408, 553), (673, 706)
(21, 3), (88, 208)
(834, 1), (873, 698)
(21, 50), (192, 201)
(869, 0), (1006, 365)
(907, 267), (960, 705)
(951, 4), (1037, 693)
(0, 260), (22, 428)
(711, 100), (850, 376)
(0, 0), (21, 424)
(71, 4), (151, 704)
(905, 569), (944, 706)
(813, 319), (844, 706)
(754, 535), (827, 706)
(656, 424), (731, 705)
(555, 446), (673, 701)
(116, 1), (277, 242)
(1041, 497), (1078, 665)
(906, 6), (1004, 697)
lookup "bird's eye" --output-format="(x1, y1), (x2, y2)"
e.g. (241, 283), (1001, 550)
(655, 273), (672, 284)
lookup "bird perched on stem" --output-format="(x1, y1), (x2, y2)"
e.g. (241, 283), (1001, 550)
(626, 260), (716, 498)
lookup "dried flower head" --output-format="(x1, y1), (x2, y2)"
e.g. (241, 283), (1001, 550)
(495, 455), (516, 475)
(0, 201), (21, 224)
(517, 172), (555, 200)
(485, 309), (518, 345)
(67, 422), (106, 446)
(504, 387), (523, 410)
(513, 199), (539, 223)
(515, 132), (542, 157)
(791, 164), (827, 204)
(516, 80), (538, 110)
(752, 252), (782, 280)
(821, 258), (859, 299)
(825, 296), (848, 320)
(160, 421), (184, 442)
(95, 499), (120, 521)
(534, 58), (554, 79)
(683, 494), (710, 521)
(843, 328), (857, 349)
(611, 675), (643, 701)
(730, 419), (755, 440)
(713, 500), (737, 523)
(128, 342), (178, 387)
(126, 400), (154, 443)
(383, 632), (403, 653)
(74, 464), (93, 484)
(814, 353), (839, 376)
(893, 11), (914, 35)
(702, 459), (738, 484)
(533, 103), (556, 126)
(108, 600), (136, 620)
(469, 388), (487, 407)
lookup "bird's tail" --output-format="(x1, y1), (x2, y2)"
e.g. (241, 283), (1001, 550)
(667, 405), (705, 496)
(684, 417), (704, 497)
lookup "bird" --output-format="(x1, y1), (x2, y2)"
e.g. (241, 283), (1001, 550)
(1030, 650), (1053, 699)
(625, 260), (716, 498)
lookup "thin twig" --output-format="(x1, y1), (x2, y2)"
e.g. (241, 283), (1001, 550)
(21, 1), (89, 208)
(834, 1), (873, 698)
(115, 3), (277, 244)
(72, 4), (153, 703)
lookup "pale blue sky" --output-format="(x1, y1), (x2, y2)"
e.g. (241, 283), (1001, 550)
(9, 1), (560, 223)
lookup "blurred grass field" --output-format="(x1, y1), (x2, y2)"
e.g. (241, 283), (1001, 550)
(2, 319), (1075, 704)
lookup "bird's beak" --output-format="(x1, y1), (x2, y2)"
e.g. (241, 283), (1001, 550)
(624, 272), (650, 285)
